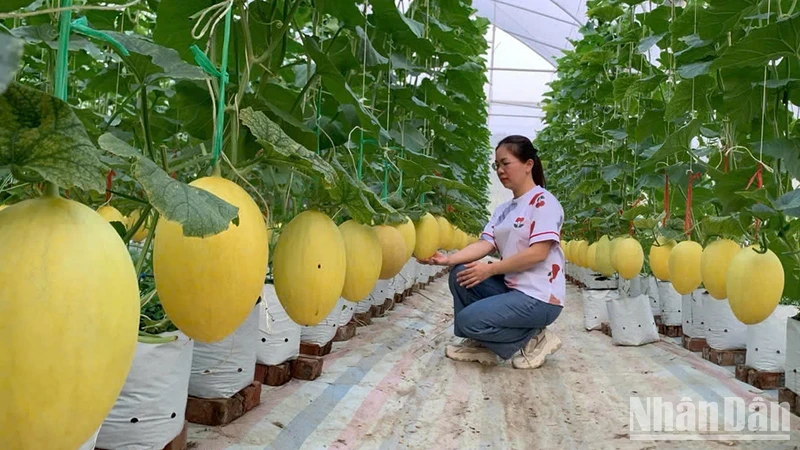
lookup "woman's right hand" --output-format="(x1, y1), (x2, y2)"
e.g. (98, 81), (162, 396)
(417, 251), (451, 266)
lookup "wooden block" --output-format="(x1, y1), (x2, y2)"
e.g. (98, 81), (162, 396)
(659, 325), (683, 338)
(778, 387), (800, 415)
(370, 303), (386, 318)
(255, 362), (292, 386)
(333, 322), (356, 342)
(600, 322), (612, 337)
(735, 365), (785, 390)
(681, 335), (707, 352)
(162, 420), (188, 450)
(702, 346), (747, 366)
(653, 315), (662, 326)
(300, 340), (332, 357)
(385, 297), (396, 311)
(185, 381), (261, 426)
(394, 292), (404, 304)
(290, 355), (323, 380)
(353, 311), (372, 326)
(428, 276), (435, 283)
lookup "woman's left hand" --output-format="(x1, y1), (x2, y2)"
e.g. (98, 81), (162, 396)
(456, 261), (496, 288)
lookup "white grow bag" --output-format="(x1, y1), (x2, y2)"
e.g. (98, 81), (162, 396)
(586, 274), (617, 290)
(647, 276), (660, 316)
(189, 304), (258, 399)
(607, 294), (659, 346)
(369, 279), (391, 307)
(582, 289), (612, 331)
(96, 331), (193, 450)
(681, 289), (709, 338)
(658, 281), (682, 326)
(704, 298), (748, 350)
(618, 275), (646, 299)
(745, 305), (799, 372)
(301, 297), (343, 346)
(257, 284), (301, 366)
(784, 317), (800, 394)
(339, 299), (357, 326)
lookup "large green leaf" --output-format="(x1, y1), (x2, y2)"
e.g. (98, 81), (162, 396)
(0, 83), (106, 192)
(760, 138), (800, 180)
(152, 0), (215, 63)
(0, 0), (35, 13)
(103, 31), (206, 82)
(98, 133), (240, 237)
(641, 119), (701, 166)
(239, 107), (337, 187)
(713, 14), (800, 69)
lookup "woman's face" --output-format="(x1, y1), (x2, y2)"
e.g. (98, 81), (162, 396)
(494, 145), (532, 189)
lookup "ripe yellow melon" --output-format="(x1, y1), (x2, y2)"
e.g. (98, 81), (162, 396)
(700, 238), (741, 300)
(339, 220), (382, 302)
(609, 236), (626, 271)
(392, 216), (417, 260)
(615, 237), (644, 280)
(0, 196), (139, 450)
(374, 225), (407, 279)
(0, 204), (7, 212)
(126, 209), (149, 242)
(595, 235), (615, 276)
(575, 240), (589, 267)
(649, 236), (675, 281)
(587, 242), (599, 272)
(727, 246), (785, 324)
(413, 213), (440, 259)
(273, 210), (346, 325)
(668, 241), (704, 294)
(436, 216), (454, 250)
(97, 205), (126, 227)
(153, 176), (268, 342)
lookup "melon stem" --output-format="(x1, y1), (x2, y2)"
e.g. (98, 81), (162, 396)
(43, 182), (60, 198)
(212, 161), (222, 177)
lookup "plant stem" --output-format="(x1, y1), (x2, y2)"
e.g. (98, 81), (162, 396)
(43, 181), (60, 198)
(134, 211), (157, 277)
(139, 86), (156, 161)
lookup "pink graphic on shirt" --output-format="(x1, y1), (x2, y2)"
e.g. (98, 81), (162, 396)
(548, 294), (561, 305)
(529, 220), (536, 236)
(505, 275), (518, 288)
(513, 216), (524, 229)
(548, 264), (561, 283)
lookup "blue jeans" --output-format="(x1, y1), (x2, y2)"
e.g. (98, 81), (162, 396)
(449, 264), (563, 360)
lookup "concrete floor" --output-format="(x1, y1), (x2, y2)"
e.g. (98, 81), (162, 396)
(186, 279), (800, 450)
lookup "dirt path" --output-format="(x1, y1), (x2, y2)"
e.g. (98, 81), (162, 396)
(187, 278), (800, 449)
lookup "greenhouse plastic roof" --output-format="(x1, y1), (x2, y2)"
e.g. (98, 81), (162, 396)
(474, 0), (588, 65)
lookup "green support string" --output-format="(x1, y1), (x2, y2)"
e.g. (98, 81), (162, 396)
(54, 0), (73, 101)
(382, 158), (389, 200)
(191, 5), (233, 170)
(71, 17), (130, 57)
(316, 87), (322, 155)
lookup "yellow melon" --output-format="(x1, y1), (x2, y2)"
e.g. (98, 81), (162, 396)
(726, 245), (785, 324)
(126, 209), (149, 242)
(374, 225), (407, 279)
(575, 240), (589, 268)
(649, 236), (675, 281)
(700, 238), (741, 300)
(273, 210), (346, 325)
(436, 216), (454, 250)
(587, 242), (599, 272)
(595, 235), (615, 276)
(0, 204), (7, 212)
(413, 213), (440, 259)
(153, 176), (268, 342)
(609, 236), (626, 271)
(392, 216), (417, 260)
(668, 240), (704, 294)
(0, 196), (139, 450)
(97, 205), (126, 228)
(615, 237), (644, 280)
(338, 220), (382, 302)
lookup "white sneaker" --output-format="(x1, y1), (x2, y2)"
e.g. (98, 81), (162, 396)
(445, 339), (498, 365)
(512, 329), (562, 369)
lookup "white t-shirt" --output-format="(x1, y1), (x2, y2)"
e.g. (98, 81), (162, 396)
(480, 185), (566, 307)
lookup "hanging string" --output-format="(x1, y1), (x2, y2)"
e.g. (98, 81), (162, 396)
(191, 2), (233, 170)
(684, 172), (702, 237)
(662, 169), (670, 227)
(751, 0), (772, 242)
(54, 0), (74, 101)
(356, 0), (371, 179)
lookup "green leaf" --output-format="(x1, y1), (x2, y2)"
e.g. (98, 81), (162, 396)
(637, 33), (665, 54)
(370, 0), (424, 38)
(642, 119), (701, 166)
(98, 133), (240, 238)
(601, 163), (628, 182)
(775, 189), (800, 215)
(0, 0), (35, 13)
(713, 14), (800, 69)
(0, 83), (106, 192)
(700, 215), (745, 239)
(0, 35), (24, 95)
(103, 31), (206, 82)
(239, 108), (337, 187)
(760, 139), (800, 180)
(152, 0), (215, 63)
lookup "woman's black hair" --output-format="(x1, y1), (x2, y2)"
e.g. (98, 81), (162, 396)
(496, 135), (546, 188)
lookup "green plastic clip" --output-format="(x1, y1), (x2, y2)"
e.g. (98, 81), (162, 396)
(70, 17), (130, 57)
(189, 45), (228, 82)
